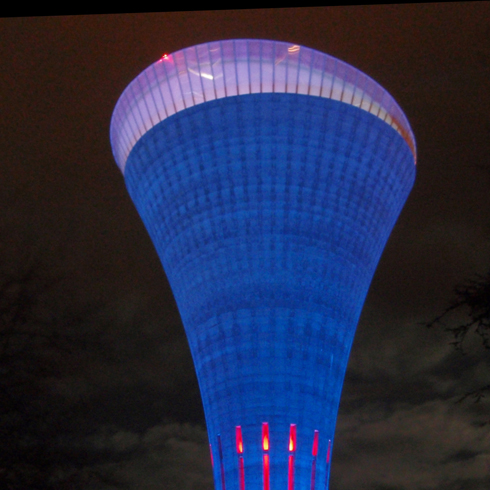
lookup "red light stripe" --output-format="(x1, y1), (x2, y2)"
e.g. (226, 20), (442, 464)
(263, 454), (270, 490)
(289, 424), (297, 452)
(209, 444), (214, 468)
(288, 454), (295, 490)
(310, 431), (319, 490)
(324, 439), (332, 490)
(262, 422), (269, 451)
(310, 458), (317, 490)
(239, 456), (245, 490)
(262, 423), (270, 490)
(236, 426), (243, 454)
(312, 430), (319, 457)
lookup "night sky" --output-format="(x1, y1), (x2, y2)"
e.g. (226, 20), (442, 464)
(2, 6), (490, 489)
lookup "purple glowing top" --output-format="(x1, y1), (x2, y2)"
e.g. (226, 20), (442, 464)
(110, 39), (416, 173)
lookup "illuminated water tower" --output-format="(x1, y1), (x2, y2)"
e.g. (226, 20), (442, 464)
(110, 39), (416, 490)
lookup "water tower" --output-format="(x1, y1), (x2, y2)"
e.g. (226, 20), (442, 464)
(110, 39), (416, 490)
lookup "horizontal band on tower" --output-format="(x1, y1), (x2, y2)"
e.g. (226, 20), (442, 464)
(110, 39), (416, 172)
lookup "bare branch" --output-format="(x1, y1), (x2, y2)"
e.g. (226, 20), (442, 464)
(425, 270), (490, 351)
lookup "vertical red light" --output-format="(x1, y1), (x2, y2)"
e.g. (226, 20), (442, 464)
(236, 426), (244, 454)
(288, 424), (297, 452)
(263, 454), (270, 490)
(209, 444), (214, 468)
(310, 430), (319, 490)
(262, 423), (270, 490)
(312, 430), (319, 457)
(288, 424), (296, 490)
(288, 455), (295, 490)
(324, 439), (332, 490)
(310, 459), (317, 490)
(236, 426), (245, 490)
(239, 457), (245, 490)
(262, 422), (270, 451)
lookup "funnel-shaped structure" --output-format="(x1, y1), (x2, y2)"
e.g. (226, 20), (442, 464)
(110, 39), (416, 490)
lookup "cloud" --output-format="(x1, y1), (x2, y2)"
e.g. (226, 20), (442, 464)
(333, 399), (490, 490)
(79, 421), (213, 490)
(76, 399), (490, 490)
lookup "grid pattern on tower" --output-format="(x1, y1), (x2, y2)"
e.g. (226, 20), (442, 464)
(123, 93), (415, 490)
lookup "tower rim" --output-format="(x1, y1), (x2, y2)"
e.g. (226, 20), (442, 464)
(110, 38), (416, 173)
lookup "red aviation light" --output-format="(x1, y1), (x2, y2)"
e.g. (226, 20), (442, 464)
(159, 53), (173, 63)
(236, 426), (244, 454)
(312, 430), (319, 457)
(289, 424), (297, 452)
(262, 422), (270, 451)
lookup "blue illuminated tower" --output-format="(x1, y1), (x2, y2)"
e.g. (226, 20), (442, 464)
(110, 40), (415, 490)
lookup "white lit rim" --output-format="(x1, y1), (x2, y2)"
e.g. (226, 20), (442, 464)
(111, 39), (416, 173)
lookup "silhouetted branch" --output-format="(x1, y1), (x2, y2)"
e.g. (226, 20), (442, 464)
(424, 270), (490, 410)
(457, 384), (490, 403)
(425, 270), (490, 352)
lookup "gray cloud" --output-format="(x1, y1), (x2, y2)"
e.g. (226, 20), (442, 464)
(80, 422), (213, 490)
(334, 399), (490, 490)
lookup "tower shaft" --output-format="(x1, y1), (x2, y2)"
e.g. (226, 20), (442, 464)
(122, 93), (415, 490)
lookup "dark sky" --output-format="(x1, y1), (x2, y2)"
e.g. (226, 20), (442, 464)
(1, 6), (490, 489)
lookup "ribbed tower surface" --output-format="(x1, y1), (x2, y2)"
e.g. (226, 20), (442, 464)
(111, 39), (416, 490)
